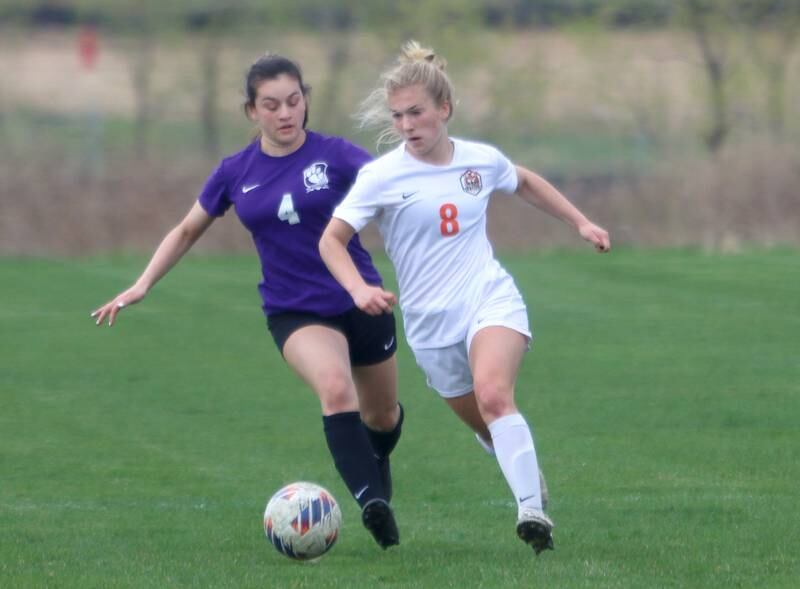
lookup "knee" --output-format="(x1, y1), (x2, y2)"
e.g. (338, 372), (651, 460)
(316, 370), (357, 414)
(473, 377), (516, 422)
(362, 404), (399, 432)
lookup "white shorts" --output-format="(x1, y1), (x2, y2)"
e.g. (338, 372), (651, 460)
(411, 283), (531, 399)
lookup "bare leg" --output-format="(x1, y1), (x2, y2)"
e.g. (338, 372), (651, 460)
(282, 324), (398, 550)
(469, 326), (553, 552)
(444, 392), (491, 442)
(353, 356), (400, 431)
(468, 326), (527, 422)
(353, 356), (402, 502)
(282, 325), (357, 413)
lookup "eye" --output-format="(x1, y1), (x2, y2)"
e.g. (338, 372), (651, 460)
(288, 96), (300, 107)
(391, 112), (402, 120)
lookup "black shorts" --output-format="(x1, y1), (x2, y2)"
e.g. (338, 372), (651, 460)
(267, 307), (397, 367)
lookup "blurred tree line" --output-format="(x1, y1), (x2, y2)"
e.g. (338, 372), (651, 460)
(1, 0), (798, 157)
(1, 0), (798, 252)
(4, 0), (679, 30)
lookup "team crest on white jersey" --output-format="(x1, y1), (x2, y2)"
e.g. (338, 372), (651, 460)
(303, 162), (329, 192)
(460, 169), (482, 195)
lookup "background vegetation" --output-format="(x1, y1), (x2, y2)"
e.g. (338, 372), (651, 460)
(0, 0), (798, 254)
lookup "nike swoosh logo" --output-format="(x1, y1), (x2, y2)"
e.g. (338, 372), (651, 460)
(401, 191), (418, 200)
(354, 485), (369, 500)
(383, 336), (395, 350)
(519, 494), (537, 503)
(242, 184), (260, 194)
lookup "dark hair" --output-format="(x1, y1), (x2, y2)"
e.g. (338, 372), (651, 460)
(244, 54), (311, 128)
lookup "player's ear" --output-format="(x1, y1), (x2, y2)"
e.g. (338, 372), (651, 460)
(439, 100), (451, 121)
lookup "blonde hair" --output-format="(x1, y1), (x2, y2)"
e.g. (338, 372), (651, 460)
(357, 40), (455, 149)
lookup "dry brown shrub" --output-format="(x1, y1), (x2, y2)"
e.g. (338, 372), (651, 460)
(601, 140), (800, 250)
(0, 152), (252, 256)
(481, 141), (799, 252)
(1, 29), (798, 255)
(2, 141), (797, 257)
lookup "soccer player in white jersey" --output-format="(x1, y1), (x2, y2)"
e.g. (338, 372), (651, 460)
(319, 41), (610, 555)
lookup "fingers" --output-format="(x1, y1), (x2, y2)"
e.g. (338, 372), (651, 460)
(90, 300), (126, 326)
(376, 290), (397, 312)
(584, 225), (610, 253)
(380, 291), (397, 314)
(90, 307), (106, 325)
(108, 301), (125, 326)
(593, 233), (609, 252)
(357, 288), (397, 316)
(596, 229), (611, 253)
(365, 295), (392, 316)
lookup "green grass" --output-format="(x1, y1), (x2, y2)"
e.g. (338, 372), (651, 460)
(1, 249), (798, 588)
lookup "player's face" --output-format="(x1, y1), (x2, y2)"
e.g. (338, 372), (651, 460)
(389, 84), (451, 163)
(248, 74), (307, 155)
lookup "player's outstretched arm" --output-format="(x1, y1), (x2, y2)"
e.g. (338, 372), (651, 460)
(91, 202), (215, 326)
(319, 218), (396, 316)
(514, 165), (610, 253)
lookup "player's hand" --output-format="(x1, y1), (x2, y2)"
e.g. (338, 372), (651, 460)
(90, 284), (148, 326)
(351, 285), (397, 316)
(578, 221), (611, 253)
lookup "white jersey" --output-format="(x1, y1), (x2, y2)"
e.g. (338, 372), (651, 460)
(333, 138), (523, 349)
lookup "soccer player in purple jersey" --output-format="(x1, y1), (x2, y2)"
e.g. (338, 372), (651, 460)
(91, 54), (401, 549)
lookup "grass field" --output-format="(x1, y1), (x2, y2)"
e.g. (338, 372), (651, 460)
(1, 249), (798, 588)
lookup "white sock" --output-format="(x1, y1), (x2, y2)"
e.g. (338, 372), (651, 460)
(488, 413), (542, 513)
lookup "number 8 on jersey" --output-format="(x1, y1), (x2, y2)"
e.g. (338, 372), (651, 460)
(439, 203), (459, 237)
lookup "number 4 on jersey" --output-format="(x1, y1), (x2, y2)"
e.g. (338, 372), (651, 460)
(278, 193), (300, 225)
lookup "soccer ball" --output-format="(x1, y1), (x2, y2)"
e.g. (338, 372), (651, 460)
(263, 481), (342, 561)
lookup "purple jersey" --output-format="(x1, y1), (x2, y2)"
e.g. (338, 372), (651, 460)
(198, 131), (382, 316)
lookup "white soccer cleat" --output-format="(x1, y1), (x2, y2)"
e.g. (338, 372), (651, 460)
(516, 508), (555, 555)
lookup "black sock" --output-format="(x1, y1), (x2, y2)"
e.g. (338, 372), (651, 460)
(323, 411), (386, 508)
(363, 403), (404, 459)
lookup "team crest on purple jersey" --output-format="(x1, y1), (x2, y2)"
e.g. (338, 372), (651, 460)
(460, 169), (482, 195)
(197, 131), (380, 317)
(303, 162), (329, 192)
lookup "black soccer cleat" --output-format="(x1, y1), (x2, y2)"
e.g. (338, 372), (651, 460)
(516, 509), (555, 555)
(377, 455), (392, 502)
(361, 498), (399, 549)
